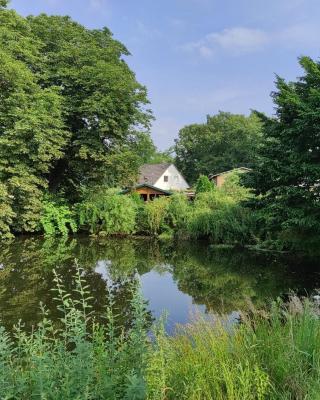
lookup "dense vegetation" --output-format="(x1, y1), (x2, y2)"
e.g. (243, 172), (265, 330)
(0, 0), (319, 258)
(0, 2), (155, 237)
(248, 57), (320, 254)
(175, 112), (262, 184)
(1, 267), (320, 399)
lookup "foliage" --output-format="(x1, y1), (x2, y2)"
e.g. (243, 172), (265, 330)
(0, 7), (69, 233)
(2, 271), (319, 400)
(0, 264), (149, 399)
(220, 172), (253, 202)
(77, 189), (137, 235)
(148, 297), (320, 400)
(0, 182), (15, 239)
(27, 13), (152, 199)
(175, 111), (262, 184)
(189, 202), (255, 245)
(40, 200), (77, 237)
(143, 197), (170, 236)
(195, 175), (215, 193)
(248, 57), (320, 255)
(0, 4), (153, 235)
(166, 193), (191, 235)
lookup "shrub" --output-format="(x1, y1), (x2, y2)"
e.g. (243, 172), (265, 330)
(220, 172), (252, 202)
(195, 175), (215, 194)
(189, 203), (255, 245)
(0, 264), (149, 399)
(40, 199), (77, 236)
(147, 297), (320, 400)
(166, 193), (191, 236)
(143, 197), (170, 236)
(77, 189), (137, 235)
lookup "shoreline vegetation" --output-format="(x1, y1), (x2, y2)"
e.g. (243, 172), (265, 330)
(1, 265), (320, 400)
(0, 4), (319, 258)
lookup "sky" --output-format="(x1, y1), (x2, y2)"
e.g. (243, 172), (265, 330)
(10, 0), (320, 149)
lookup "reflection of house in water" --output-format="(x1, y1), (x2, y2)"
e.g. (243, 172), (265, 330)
(130, 163), (190, 201)
(209, 167), (251, 188)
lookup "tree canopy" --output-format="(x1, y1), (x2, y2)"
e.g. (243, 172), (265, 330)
(249, 56), (320, 253)
(175, 111), (262, 184)
(0, 5), (152, 235)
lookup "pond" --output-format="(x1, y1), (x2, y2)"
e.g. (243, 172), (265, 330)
(0, 236), (320, 333)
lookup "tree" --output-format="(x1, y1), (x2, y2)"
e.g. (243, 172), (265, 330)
(0, 4), (152, 235)
(27, 14), (152, 199)
(249, 57), (320, 253)
(0, 7), (68, 233)
(175, 112), (262, 184)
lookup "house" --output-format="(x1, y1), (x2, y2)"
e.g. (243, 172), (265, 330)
(209, 167), (251, 188)
(130, 163), (190, 201)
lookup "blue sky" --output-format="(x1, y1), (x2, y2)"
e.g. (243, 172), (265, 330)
(10, 0), (320, 149)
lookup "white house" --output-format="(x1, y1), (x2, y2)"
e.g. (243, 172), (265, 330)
(138, 163), (189, 191)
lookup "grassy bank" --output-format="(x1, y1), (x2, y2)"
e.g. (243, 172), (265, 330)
(1, 267), (320, 399)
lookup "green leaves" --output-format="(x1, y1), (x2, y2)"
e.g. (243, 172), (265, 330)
(175, 112), (262, 184)
(250, 57), (320, 254)
(0, 7), (152, 236)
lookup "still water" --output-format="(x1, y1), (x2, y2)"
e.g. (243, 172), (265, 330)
(0, 236), (319, 333)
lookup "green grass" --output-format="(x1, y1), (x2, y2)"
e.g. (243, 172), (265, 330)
(1, 265), (320, 399)
(149, 298), (320, 400)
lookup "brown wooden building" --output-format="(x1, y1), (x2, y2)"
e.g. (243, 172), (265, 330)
(124, 183), (172, 201)
(209, 167), (252, 187)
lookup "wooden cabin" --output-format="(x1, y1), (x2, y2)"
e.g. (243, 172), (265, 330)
(132, 183), (172, 201)
(209, 167), (251, 187)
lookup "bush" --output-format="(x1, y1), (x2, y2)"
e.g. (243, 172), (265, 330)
(166, 193), (191, 237)
(189, 203), (255, 245)
(188, 186), (256, 245)
(1, 265), (320, 400)
(0, 264), (149, 399)
(143, 197), (170, 236)
(147, 297), (320, 400)
(195, 175), (215, 193)
(40, 199), (77, 236)
(77, 189), (137, 235)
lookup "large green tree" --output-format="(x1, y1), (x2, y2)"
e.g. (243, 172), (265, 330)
(0, 7), (68, 233)
(28, 14), (152, 197)
(175, 112), (262, 184)
(249, 57), (320, 253)
(0, 5), (152, 236)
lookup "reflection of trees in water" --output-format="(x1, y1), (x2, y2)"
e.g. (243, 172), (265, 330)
(0, 237), (318, 331)
(169, 243), (320, 313)
(0, 237), (154, 332)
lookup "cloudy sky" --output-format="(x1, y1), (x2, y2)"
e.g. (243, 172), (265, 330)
(10, 0), (320, 149)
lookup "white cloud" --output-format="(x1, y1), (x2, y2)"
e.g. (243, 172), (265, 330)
(183, 22), (320, 58)
(208, 28), (269, 53)
(184, 27), (269, 57)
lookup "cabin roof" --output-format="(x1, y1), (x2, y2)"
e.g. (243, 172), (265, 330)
(122, 183), (172, 195)
(138, 163), (172, 185)
(209, 167), (252, 179)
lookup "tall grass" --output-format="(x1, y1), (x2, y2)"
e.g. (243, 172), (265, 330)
(149, 297), (320, 400)
(1, 264), (320, 400)
(0, 264), (149, 399)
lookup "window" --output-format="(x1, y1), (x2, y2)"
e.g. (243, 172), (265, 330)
(164, 175), (168, 182)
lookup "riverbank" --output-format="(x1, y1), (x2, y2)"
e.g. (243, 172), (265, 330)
(1, 267), (319, 399)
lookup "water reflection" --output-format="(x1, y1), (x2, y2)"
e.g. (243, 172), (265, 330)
(0, 236), (319, 332)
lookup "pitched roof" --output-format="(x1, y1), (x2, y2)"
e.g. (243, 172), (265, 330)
(122, 183), (172, 195)
(138, 163), (171, 185)
(209, 167), (252, 179)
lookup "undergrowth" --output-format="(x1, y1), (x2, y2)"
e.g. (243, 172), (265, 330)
(0, 263), (320, 400)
